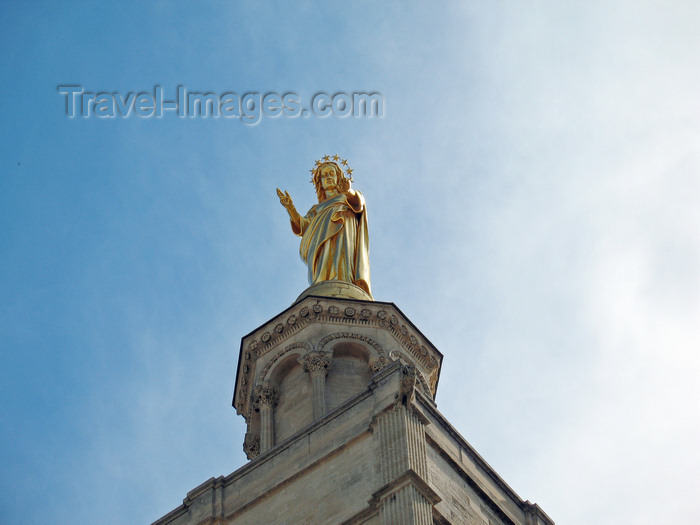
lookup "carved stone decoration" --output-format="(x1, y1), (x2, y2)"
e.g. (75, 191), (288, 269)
(316, 331), (386, 357)
(391, 351), (432, 397)
(253, 382), (279, 411)
(258, 342), (313, 386)
(399, 364), (418, 404)
(254, 382), (279, 453)
(243, 432), (260, 459)
(369, 355), (390, 375)
(389, 350), (404, 362)
(235, 300), (442, 421)
(301, 351), (332, 377)
(302, 351), (333, 420)
(429, 370), (439, 393)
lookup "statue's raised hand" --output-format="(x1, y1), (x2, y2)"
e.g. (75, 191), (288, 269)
(338, 177), (351, 193)
(276, 188), (293, 209)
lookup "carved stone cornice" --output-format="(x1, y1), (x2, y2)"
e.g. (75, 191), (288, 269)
(301, 351), (332, 377)
(241, 298), (440, 375)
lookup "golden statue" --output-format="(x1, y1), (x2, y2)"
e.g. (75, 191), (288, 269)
(277, 155), (372, 299)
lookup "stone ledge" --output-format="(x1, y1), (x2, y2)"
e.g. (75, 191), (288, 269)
(371, 468), (442, 506)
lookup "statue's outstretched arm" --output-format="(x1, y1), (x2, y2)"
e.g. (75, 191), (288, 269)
(340, 180), (363, 211)
(276, 188), (302, 231)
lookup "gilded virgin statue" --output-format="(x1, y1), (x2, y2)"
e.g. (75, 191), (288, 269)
(276, 155), (372, 299)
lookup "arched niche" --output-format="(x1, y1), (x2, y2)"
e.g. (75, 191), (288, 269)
(269, 353), (313, 444)
(326, 341), (372, 413)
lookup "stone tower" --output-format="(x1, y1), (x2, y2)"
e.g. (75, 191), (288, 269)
(152, 283), (554, 525)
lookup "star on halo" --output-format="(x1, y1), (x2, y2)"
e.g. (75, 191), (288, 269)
(322, 154), (330, 161)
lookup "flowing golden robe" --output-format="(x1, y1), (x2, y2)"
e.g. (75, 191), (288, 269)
(291, 191), (371, 297)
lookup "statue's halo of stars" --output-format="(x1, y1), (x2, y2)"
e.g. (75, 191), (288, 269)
(310, 154), (353, 183)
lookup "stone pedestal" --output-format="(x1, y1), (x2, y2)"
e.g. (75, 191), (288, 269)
(294, 280), (373, 303)
(152, 295), (554, 525)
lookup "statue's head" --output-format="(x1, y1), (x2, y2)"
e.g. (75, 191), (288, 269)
(312, 161), (348, 202)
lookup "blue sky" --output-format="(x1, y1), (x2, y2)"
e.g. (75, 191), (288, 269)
(2, 2), (699, 524)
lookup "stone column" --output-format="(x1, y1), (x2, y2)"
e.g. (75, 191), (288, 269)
(302, 351), (332, 420)
(253, 382), (279, 453)
(372, 365), (438, 525)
